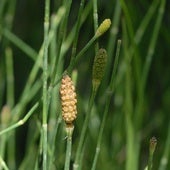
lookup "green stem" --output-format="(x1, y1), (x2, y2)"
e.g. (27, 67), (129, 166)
(92, 0), (99, 53)
(3, 28), (37, 61)
(0, 102), (39, 136)
(60, 1), (92, 59)
(51, 0), (72, 83)
(5, 47), (14, 108)
(136, 0), (166, 130)
(122, 22), (136, 170)
(64, 126), (74, 170)
(142, 0), (166, 90)
(68, 0), (85, 74)
(54, 35), (97, 86)
(42, 0), (50, 169)
(91, 40), (121, 170)
(73, 89), (97, 170)
(104, 0), (121, 87)
(67, 35), (97, 74)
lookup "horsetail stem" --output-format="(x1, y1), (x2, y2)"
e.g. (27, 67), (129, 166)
(148, 137), (157, 170)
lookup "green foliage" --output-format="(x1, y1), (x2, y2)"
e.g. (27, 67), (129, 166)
(0, 0), (169, 170)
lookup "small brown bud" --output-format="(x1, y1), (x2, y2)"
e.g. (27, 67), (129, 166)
(149, 136), (157, 155)
(60, 75), (77, 125)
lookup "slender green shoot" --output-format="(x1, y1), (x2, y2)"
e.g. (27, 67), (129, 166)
(64, 125), (74, 170)
(148, 137), (157, 170)
(67, 35), (97, 74)
(136, 0), (166, 129)
(92, 0), (99, 53)
(103, 0), (121, 88)
(0, 102), (39, 136)
(51, 0), (72, 84)
(73, 89), (97, 170)
(3, 29), (37, 61)
(5, 47), (14, 108)
(67, 0), (85, 74)
(91, 40), (121, 170)
(142, 0), (166, 90)
(42, 0), (50, 169)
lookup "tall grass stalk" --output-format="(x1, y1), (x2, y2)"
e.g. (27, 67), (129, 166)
(73, 88), (97, 170)
(67, 0), (85, 74)
(42, 0), (50, 169)
(3, 29), (37, 61)
(51, 0), (72, 84)
(91, 40), (121, 170)
(0, 102), (39, 136)
(92, 0), (99, 53)
(64, 126), (74, 170)
(104, 0), (121, 88)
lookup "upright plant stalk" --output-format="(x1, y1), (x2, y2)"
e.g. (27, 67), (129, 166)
(60, 1), (92, 59)
(148, 137), (157, 170)
(64, 127), (74, 170)
(67, 0), (85, 74)
(0, 48), (14, 161)
(122, 22), (136, 170)
(54, 18), (111, 86)
(117, 0), (159, 87)
(42, 0), (50, 169)
(2, 1), (16, 169)
(12, 8), (65, 125)
(3, 29), (37, 61)
(91, 40), (121, 170)
(136, 0), (166, 129)
(68, 18), (111, 73)
(5, 47), (14, 108)
(0, 106), (11, 159)
(73, 90), (96, 170)
(68, 35), (97, 74)
(48, 8), (67, 169)
(51, 0), (72, 84)
(74, 48), (108, 170)
(0, 102), (39, 136)
(142, 0), (166, 92)
(104, 0), (121, 87)
(92, 0), (99, 53)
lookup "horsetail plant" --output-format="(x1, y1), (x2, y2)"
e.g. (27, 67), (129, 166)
(74, 18), (110, 66)
(74, 48), (107, 170)
(147, 137), (157, 170)
(60, 74), (78, 170)
(91, 40), (121, 170)
(0, 1), (167, 170)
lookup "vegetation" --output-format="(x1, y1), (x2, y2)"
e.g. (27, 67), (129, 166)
(0, 0), (169, 170)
